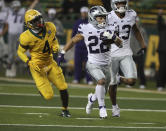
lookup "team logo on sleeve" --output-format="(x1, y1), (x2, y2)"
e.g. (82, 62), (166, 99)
(48, 30), (51, 35)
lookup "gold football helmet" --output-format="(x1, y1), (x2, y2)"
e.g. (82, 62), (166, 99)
(25, 9), (44, 32)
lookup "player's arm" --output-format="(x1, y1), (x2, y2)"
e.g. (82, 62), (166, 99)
(0, 23), (8, 36)
(113, 36), (123, 48)
(28, 0), (39, 9)
(17, 44), (41, 72)
(57, 33), (84, 66)
(17, 44), (29, 63)
(52, 37), (60, 53)
(132, 24), (146, 54)
(101, 31), (123, 48)
(63, 33), (84, 52)
(17, 35), (41, 72)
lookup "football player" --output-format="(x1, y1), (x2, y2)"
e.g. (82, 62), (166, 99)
(0, 1), (8, 65)
(6, 0), (38, 77)
(108, 0), (147, 117)
(17, 9), (70, 117)
(57, 6), (122, 118)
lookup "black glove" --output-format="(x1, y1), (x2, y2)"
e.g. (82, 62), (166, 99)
(137, 48), (146, 55)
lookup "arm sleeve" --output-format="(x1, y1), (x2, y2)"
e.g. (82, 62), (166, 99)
(131, 9), (137, 24)
(17, 34), (29, 63)
(52, 37), (60, 53)
(17, 45), (29, 63)
(51, 23), (60, 53)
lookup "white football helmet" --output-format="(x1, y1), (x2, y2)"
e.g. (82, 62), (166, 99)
(88, 6), (108, 29)
(11, 0), (21, 11)
(48, 8), (56, 19)
(111, 0), (128, 13)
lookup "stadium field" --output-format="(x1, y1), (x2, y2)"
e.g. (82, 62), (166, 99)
(0, 78), (166, 131)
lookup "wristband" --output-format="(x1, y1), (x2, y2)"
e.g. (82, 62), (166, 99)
(61, 49), (66, 54)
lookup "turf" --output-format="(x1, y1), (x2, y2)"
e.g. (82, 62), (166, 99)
(0, 79), (166, 131)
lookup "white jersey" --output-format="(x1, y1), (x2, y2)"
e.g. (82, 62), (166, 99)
(78, 23), (115, 65)
(108, 10), (137, 57)
(0, 9), (8, 33)
(7, 8), (25, 34)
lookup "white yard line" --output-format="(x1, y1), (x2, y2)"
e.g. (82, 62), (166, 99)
(0, 77), (34, 84)
(0, 84), (35, 87)
(1, 77), (166, 95)
(0, 105), (166, 112)
(24, 113), (49, 115)
(128, 122), (156, 125)
(0, 92), (166, 101)
(0, 123), (165, 129)
(75, 118), (100, 120)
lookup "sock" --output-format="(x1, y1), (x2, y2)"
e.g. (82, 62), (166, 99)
(60, 89), (69, 110)
(95, 84), (105, 107)
(112, 104), (118, 109)
(90, 93), (97, 102)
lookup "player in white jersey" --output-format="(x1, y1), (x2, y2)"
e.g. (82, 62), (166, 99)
(6, 0), (38, 77)
(108, 0), (147, 117)
(57, 6), (122, 118)
(0, 1), (8, 65)
(6, 0), (25, 77)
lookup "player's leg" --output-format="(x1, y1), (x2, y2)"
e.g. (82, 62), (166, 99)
(136, 55), (146, 89)
(109, 57), (120, 117)
(120, 55), (137, 86)
(0, 37), (7, 59)
(30, 67), (54, 100)
(0, 37), (5, 63)
(48, 62), (70, 117)
(156, 53), (166, 91)
(86, 62), (107, 118)
(104, 65), (111, 94)
(82, 50), (93, 85)
(6, 34), (15, 77)
(109, 57), (119, 106)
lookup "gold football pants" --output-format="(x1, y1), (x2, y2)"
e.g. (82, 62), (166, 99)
(30, 61), (67, 100)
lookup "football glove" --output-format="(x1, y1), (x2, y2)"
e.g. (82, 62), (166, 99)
(27, 60), (41, 72)
(137, 48), (146, 56)
(57, 50), (65, 66)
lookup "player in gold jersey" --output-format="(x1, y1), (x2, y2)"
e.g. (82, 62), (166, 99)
(17, 9), (70, 117)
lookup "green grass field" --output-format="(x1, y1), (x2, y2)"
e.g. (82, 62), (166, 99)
(0, 78), (166, 131)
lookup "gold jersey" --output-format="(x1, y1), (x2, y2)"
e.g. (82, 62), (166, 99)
(19, 22), (59, 68)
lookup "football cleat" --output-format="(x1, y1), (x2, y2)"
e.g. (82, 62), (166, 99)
(87, 81), (94, 85)
(99, 106), (107, 119)
(139, 85), (146, 89)
(60, 110), (71, 117)
(157, 87), (164, 92)
(86, 93), (94, 114)
(112, 106), (120, 117)
(72, 80), (79, 84)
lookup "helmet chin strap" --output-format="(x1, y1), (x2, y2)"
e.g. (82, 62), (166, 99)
(117, 6), (126, 13)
